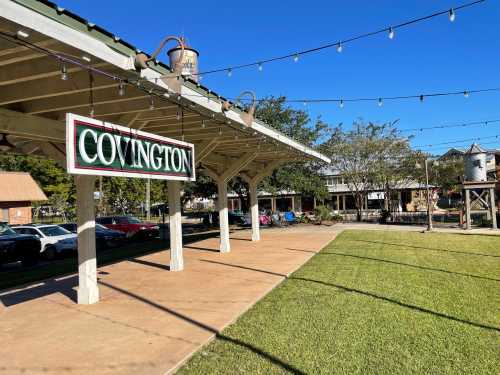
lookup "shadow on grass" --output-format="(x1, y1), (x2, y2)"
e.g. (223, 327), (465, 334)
(353, 239), (500, 258)
(187, 259), (500, 334)
(99, 281), (306, 375)
(291, 277), (500, 333)
(319, 252), (500, 282)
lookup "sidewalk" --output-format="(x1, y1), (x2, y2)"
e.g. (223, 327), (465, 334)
(0, 225), (335, 375)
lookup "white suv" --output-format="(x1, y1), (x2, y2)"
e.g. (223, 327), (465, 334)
(13, 225), (77, 260)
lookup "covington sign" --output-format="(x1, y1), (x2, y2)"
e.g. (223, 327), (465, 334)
(66, 113), (195, 181)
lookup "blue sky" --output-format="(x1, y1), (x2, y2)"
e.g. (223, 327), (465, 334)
(55, 0), (500, 154)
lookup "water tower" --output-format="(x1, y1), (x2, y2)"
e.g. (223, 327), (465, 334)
(461, 143), (497, 229)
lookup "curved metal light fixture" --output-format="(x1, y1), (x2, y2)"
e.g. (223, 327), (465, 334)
(221, 91), (256, 127)
(134, 36), (185, 94)
(0, 133), (14, 152)
(235, 91), (256, 127)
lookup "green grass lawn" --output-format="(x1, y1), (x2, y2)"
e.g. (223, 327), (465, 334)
(178, 230), (500, 375)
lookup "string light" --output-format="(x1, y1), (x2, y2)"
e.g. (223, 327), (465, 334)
(60, 62), (68, 80)
(227, 68), (232, 77)
(449, 8), (456, 22)
(339, 99), (344, 108)
(258, 63), (263, 71)
(153, 0), (484, 79)
(378, 98), (383, 107)
(218, 127), (222, 136)
(293, 54), (299, 62)
(118, 81), (125, 96)
(176, 106), (181, 120)
(420, 95), (425, 103)
(463, 91), (469, 98)
(388, 27), (395, 39)
(201, 119), (206, 128)
(149, 95), (155, 110)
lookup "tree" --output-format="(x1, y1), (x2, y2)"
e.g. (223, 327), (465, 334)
(369, 122), (419, 212)
(254, 96), (330, 201)
(321, 120), (416, 221)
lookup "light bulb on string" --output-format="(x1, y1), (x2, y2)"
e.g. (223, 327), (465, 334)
(218, 127), (222, 136)
(336, 42), (343, 53)
(339, 99), (344, 108)
(149, 95), (155, 110)
(378, 98), (383, 107)
(60, 62), (68, 80)
(176, 107), (181, 120)
(388, 27), (395, 39)
(201, 120), (206, 128)
(463, 91), (469, 98)
(449, 8), (456, 22)
(118, 81), (125, 96)
(419, 95), (425, 103)
(293, 54), (299, 63)
(258, 63), (263, 71)
(227, 68), (232, 77)
(89, 106), (95, 117)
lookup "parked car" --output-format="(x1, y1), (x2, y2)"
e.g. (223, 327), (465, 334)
(96, 216), (159, 239)
(60, 223), (126, 249)
(13, 224), (77, 260)
(202, 211), (247, 226)
(0, 222), (41, 267)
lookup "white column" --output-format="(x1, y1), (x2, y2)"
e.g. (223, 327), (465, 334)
(291, 195), (295, 212)
(168, 180), (183, 271)
(76, 175), (99, 305)
(249, 182), (260, 241)
(218, 180), (230, 253)
(342, 195), (346, 211)
(490, 188), (497, 229)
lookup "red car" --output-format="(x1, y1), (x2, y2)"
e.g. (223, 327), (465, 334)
(96, 216), (159, 240)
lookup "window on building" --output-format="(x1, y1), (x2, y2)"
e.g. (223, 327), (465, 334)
(1, 208), (8, 222)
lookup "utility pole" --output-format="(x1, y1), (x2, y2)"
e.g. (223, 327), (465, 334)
(424, 158), (433, 231)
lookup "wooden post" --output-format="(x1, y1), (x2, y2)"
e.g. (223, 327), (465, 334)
(490, 188), (497, 229)
(465, 189), (471, 230)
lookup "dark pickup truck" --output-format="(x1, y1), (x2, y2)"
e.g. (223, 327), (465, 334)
(0, 222), (41, 267)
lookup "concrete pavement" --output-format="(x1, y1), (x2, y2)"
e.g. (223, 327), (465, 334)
(0, 225), (335, 375)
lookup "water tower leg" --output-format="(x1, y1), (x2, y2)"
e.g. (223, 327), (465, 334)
(490, 188), (497, 229)
(465, 189), (471, 230)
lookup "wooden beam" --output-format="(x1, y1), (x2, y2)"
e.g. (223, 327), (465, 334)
(0, 107), (64, 142)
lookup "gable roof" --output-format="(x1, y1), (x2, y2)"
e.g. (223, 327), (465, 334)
(0, 172), (47, 202)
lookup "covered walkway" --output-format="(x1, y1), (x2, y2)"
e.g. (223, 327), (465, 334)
(0, 226), (335, 375)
